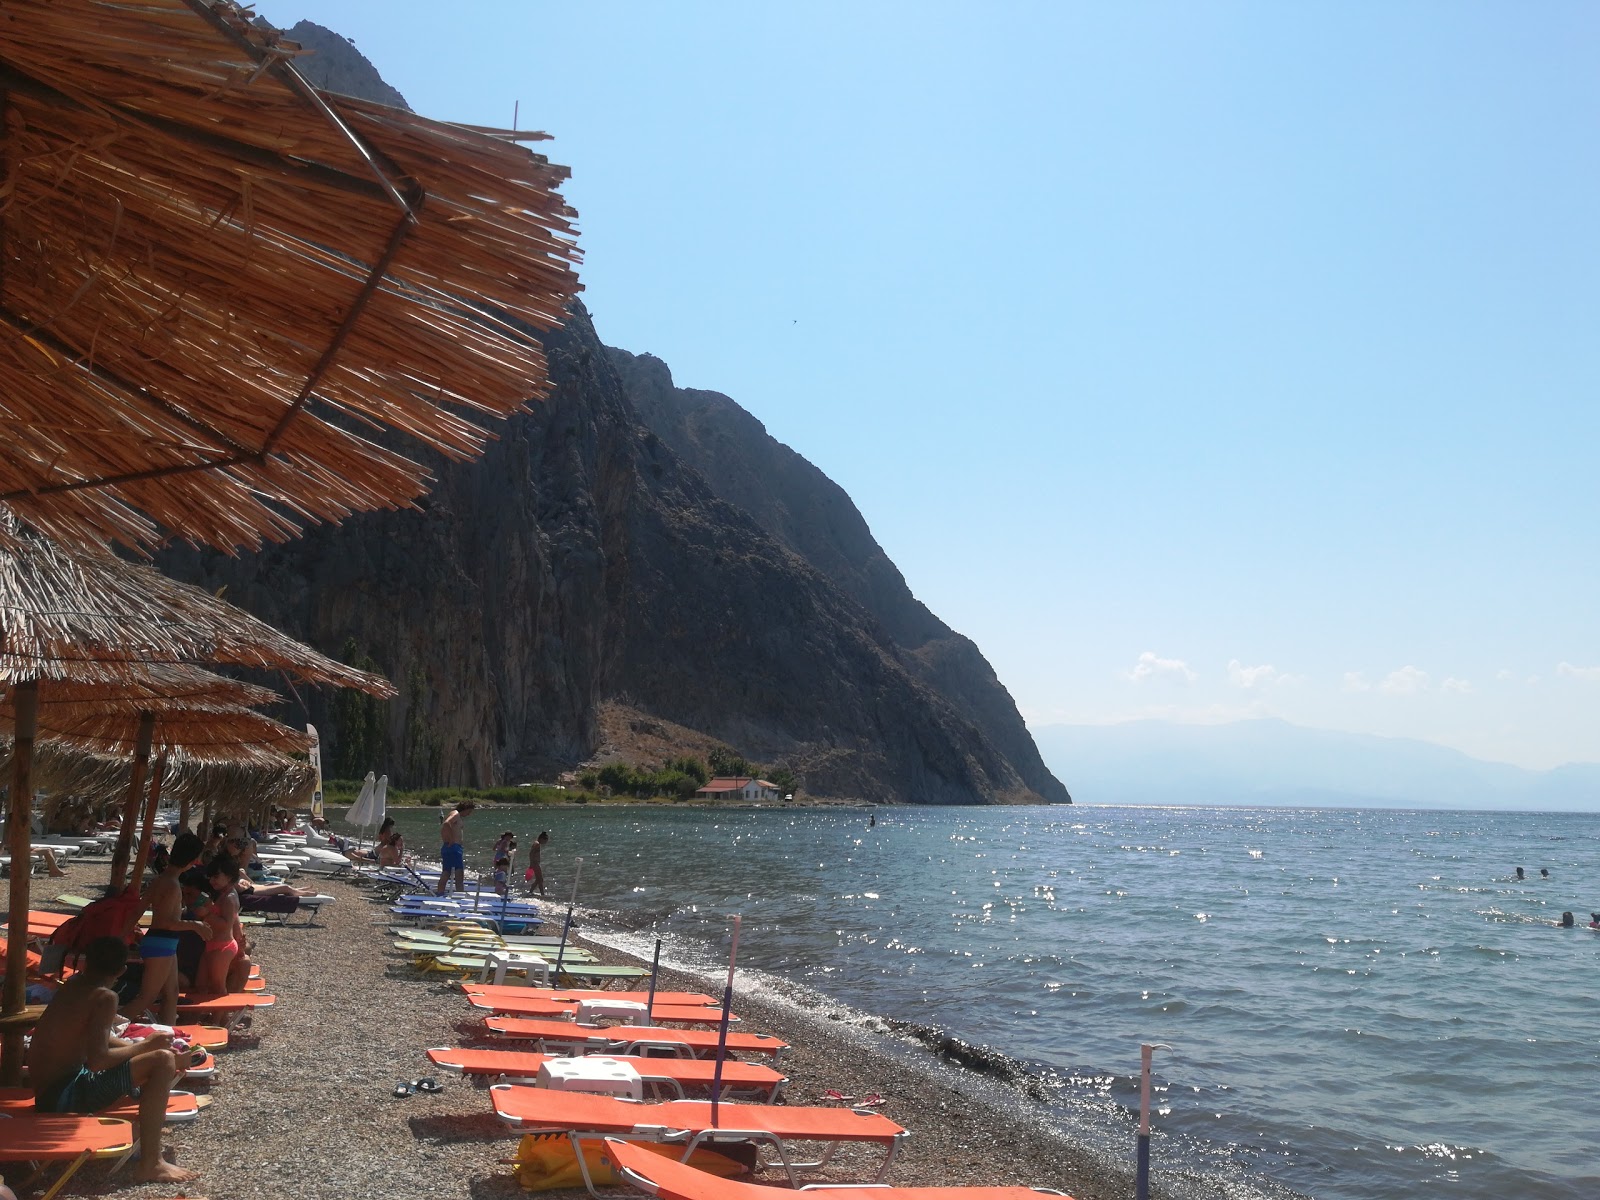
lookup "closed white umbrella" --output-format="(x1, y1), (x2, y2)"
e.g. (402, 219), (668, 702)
(307, 724), (324, 821)
(345, 771), (377, 830)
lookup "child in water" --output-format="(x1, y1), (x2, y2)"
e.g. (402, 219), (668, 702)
(524, 831), (549, 897)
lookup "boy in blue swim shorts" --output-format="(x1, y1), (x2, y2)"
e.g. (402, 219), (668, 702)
(28, 936), (196, 1185)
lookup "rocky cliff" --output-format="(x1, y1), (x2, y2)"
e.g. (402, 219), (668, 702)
(158, 22), (1068, 806)
(609, 350), (1068, 805)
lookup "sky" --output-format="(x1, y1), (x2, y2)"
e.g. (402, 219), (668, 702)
(256, 2), (1600, 771)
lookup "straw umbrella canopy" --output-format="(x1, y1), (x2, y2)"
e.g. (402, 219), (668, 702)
(0, 739), (317, 830)
(0, 515), (394, 692)
(0, 517), (392, 1081)
(0, 662), (318, 1084)
(0, 0), (583, 554)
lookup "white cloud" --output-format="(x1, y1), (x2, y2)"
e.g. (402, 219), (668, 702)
(1379, 665), (1430, 695)
(1557, 662), (1600, 683)
(1342, 671), (1371, 692)
(1127, 651), (1196, 685)
(1227, 659), (1287, 689)
(1440, 676), (1474, 695)
(1494, 669), (1514, 682)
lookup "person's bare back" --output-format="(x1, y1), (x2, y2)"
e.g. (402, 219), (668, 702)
(26, 974), (104, 1100)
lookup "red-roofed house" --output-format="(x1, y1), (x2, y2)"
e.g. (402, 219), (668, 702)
(694, 776), (780, 802)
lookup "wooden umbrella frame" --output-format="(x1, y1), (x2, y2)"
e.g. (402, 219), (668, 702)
(0, 0), (583, 552)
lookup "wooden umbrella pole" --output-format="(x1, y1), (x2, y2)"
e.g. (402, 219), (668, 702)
(177, 786), (191, 837)
(127, 749), (168, 888)
(107, 711), (155, 893)
(1, 680), (39, 1085)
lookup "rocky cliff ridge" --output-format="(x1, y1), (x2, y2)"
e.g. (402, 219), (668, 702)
(158, 22), (1069, 806)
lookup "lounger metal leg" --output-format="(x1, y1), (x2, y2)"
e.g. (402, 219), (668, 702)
(36, 1149), (90, 1200)
(569, 1131), (601, 1198)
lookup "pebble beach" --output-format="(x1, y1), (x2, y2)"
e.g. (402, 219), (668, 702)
(26, 870), (1144, 1200)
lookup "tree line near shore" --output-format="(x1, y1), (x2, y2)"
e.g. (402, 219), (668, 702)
(322, 747), (797, 808)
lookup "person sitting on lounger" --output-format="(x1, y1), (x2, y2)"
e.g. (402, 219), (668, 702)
(343, 816), (403, 867)
(28, 935), (196, 1185)
(120, 831), (211, 1025)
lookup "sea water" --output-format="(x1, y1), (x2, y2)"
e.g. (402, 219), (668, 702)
(381, 803), (1600, 1200)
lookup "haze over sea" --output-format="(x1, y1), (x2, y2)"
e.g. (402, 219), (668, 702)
(381, 803), (1599, 1200)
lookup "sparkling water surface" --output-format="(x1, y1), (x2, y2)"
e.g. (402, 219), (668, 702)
(379, 803), (1600, 1200)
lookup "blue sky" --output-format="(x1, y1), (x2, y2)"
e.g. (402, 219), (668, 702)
(258, 2), (1599, 770)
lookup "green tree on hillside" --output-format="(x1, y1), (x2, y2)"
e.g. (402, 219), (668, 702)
(667, 756), (709, 786)
(708, 746), (754, 779)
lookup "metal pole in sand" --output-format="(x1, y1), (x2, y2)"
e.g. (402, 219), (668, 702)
(554, 856), (583, 978)
(1136, 1042), (1171, 1200)
(709, 914), (742, 1127)
(646, 939), (663, 1023)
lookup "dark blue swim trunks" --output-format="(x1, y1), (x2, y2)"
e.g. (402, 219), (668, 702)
(138, 933), (179, 959)
(36, 1062), (135, 1113)
(440, 843), (465, 872)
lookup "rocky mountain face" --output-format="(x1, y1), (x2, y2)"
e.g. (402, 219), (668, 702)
(609, 350), (1068, 805)
(158, 23), (1069, 805)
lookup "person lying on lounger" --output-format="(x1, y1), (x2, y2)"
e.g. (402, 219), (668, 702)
(28, 936), (197, 1185)
(227, 837), (318, 898)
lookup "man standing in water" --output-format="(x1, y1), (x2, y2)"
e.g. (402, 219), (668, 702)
(119, 830), (210, 1025)
(29, 936), (196, 1185)
(437, 800), (476, 894)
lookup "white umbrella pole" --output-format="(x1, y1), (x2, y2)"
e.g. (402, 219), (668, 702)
(553, 856), (583, 976)
(709, 914), (742, 1127)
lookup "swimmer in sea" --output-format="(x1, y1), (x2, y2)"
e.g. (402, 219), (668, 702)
(1515, 867), (1525, 881)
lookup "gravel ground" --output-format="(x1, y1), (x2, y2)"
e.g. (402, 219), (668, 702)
(22, 868), (1147, 1200)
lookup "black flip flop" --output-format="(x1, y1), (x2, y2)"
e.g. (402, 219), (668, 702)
(411, 1077), (443, 1094)
(393, 1081), (413, 1098)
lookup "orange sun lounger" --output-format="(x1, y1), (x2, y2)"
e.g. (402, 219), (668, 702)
(426, 1046), (788, 1101)
(0, 1087), (207, 1124)
(485, 1017), (789, 1060)
(490, 1086), (906, 1193)
(601, 1137), (1072, 1200)
(461, 985), (717, 1007)
(174, 992), (275, 1020)
(0, 1114), (134, 1200)
(467, 995), (735, 1024)
(0, 936), (43, 971)
(173, 1024), (228, 1050)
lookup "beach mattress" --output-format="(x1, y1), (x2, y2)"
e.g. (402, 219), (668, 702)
(0, 1114), (133, 1160)
(461, 985), (718, 1007)
(0, 1088), (206, 1123)
(427, 1047), (787, 1098)
(173, 1024), (229, 1050)
(490, 1087), (904, 1147)
(486, 1017), (789, 1059)
(175, 992), (276, 1017)
(468, 995), (735, 1024)
(602, 1135), (1069, 1200)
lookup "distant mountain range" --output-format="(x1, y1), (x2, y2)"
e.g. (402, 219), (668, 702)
(1034, 719), (1600, 811)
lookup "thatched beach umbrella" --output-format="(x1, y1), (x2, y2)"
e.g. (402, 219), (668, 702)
(0, 0), (582, 554)
(0, 680), (317, 1084)
(0, 517), (392, 1083)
